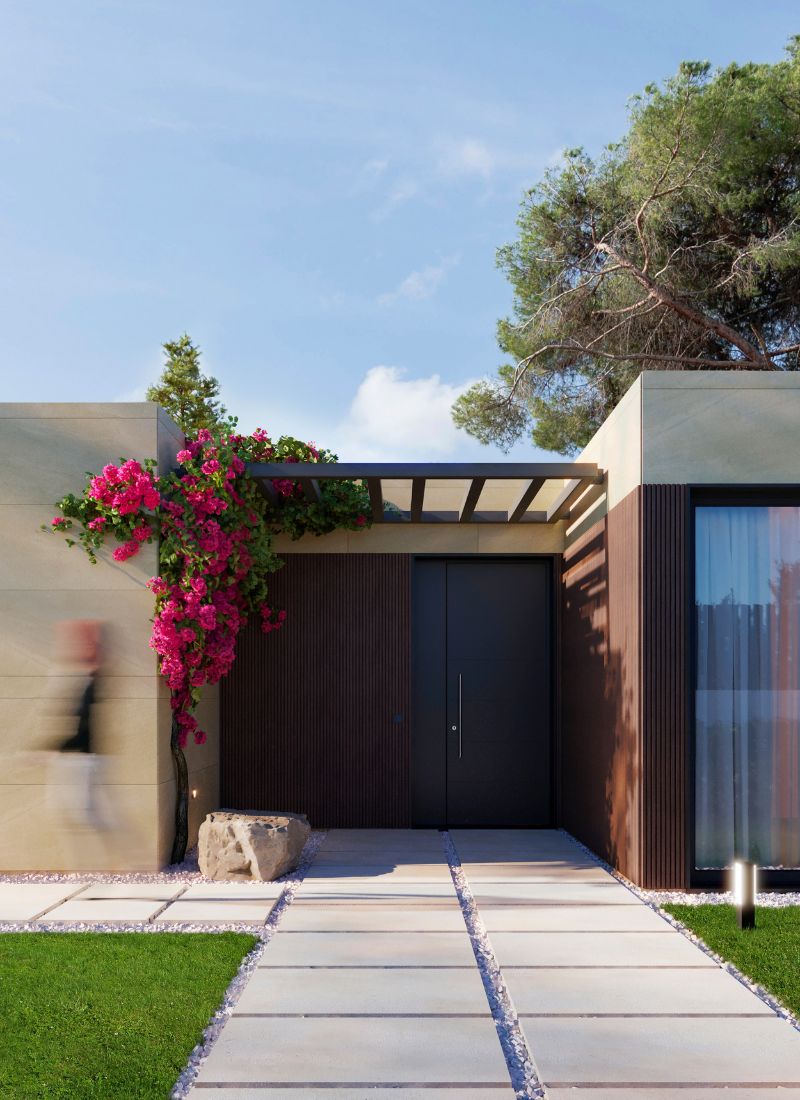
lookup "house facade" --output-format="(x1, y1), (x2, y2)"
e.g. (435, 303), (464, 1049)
(3, 371), (799, 887)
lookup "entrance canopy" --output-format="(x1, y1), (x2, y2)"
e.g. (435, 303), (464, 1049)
(247, 462), (605, 525)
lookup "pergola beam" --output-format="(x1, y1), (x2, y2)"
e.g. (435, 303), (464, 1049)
(247, 462), (600, 480)
(410, 478), (425, 523)
(299, 477), (321, 505)
(508, 477), (546, 523)
(367, 477), (384, 522)
(459, 477), (485, 523)
(547, 477), (599, 523)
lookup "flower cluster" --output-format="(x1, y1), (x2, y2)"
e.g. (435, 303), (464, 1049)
(50, 420), (370, 748)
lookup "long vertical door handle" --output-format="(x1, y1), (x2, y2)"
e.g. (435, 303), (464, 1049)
(458, 673), (462, 759)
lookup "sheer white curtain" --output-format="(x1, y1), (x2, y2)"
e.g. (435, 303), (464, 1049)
(695, 506), (800, 869)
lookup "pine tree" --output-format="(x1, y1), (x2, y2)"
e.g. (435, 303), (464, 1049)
(146, 334), (227, 435)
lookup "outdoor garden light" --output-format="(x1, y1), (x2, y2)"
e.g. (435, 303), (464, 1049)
(733, 859), (757, 930)
(191, 788), (198, 799)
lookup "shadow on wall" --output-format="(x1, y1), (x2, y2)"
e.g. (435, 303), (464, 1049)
(0, 619), (150, 871)
(561, 503), (641, 882)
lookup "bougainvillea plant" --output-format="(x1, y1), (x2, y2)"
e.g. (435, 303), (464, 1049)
(49, 419), (370, 860)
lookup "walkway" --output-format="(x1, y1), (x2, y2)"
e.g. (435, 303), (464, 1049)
(4, 830), (800, 1095)
(191, 829), (800, 1098)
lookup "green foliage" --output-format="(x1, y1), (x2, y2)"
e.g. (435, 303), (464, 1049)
(664, 904), (800, 1017)
(146, 334), (227, 435)
(0, 932), (256, 1099)
(455, 38), (800, 454)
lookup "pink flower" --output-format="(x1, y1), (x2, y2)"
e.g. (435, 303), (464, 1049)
(196, 428), (213, 443)
(190, 576), (207, 596)
(198, 605), (217, 631)
(51, 516), (68, 528)
(201, 458), (220, 475)
(87, 517), (106, 531)
(194, 729), (207, 745)
(112, 540), (140, 562)
(132, 524), (152, 542)
(355, 515), (366, 527)
(176, 449), (193, 464)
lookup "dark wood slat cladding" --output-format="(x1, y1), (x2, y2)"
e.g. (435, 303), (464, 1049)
(560, 489), (642, 884)
(220, 554), (410, 827)
(641, 484), (688, 889)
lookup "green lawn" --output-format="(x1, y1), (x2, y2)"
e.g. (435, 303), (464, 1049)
(663, 903), (800, 1015)
(0, 932), (257, 1100)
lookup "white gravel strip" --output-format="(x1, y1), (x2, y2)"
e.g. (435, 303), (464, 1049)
(0, 844), (255, 885)
(170, 829), (326, 1100)
(562, 828), (800, 1034)
(443, 830), (544, 1100)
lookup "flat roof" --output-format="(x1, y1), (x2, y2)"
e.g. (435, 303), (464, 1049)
(247, 462), (605, 524)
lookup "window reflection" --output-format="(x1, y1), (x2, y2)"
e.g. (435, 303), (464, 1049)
(695, 505), (800, 869)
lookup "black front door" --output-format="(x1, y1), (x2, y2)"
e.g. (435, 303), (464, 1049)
(411, 558), (552, 827)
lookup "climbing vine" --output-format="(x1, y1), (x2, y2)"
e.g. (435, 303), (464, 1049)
(49, 419), (369, 860)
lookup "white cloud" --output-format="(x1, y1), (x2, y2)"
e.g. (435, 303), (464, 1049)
(371, 175), (419, 220)
(436, 138), (495, 180)
(330, 365), (476, 460)
(378, 255), (458, 306)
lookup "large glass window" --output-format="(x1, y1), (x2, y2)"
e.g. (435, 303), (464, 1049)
(695, 505), (800, 869)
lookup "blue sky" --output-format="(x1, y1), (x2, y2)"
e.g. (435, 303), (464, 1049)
(1, 2), (797, 459)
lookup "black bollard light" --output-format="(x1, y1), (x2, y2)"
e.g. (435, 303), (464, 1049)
(733, 859), (757, 930)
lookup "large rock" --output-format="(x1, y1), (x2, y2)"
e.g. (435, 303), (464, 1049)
(198, 810), (310, 881)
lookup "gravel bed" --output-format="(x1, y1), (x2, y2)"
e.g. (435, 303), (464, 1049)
(561, 828), (800, 1033)
(443, 831), (544, 1100)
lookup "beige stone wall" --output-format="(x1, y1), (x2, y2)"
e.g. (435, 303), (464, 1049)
(272, 521), (566, 556)
(641, 371), (800, 485)
(0, 403), (219, 871)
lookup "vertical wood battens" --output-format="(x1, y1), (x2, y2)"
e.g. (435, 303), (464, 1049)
(220, 554), (410, 827)
(560, 489), (642, 883)
(641, 484), (688, 889)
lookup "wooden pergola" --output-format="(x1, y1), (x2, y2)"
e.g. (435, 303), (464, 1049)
(247, 462), (605, 524)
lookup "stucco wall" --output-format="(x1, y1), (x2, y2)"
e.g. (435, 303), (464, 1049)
(0, 403), (219, 871)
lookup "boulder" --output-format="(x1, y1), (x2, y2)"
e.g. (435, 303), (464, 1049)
(198, 810), (310, 881)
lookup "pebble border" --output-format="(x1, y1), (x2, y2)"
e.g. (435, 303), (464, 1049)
(442, 830), (545, 1100)
(561, 827), (800, 1035)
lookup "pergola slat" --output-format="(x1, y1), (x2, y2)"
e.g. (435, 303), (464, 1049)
(368, 478), (384, 522)
(459, 477), (486, 523)
(508, 477), (546, 523)
(410, 478), (425, 522)
(568, 478), (606, 522)
(548, 478), (594, 522)
(299, 477), (321, 505)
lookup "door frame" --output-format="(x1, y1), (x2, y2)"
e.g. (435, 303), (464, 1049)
(409, 553), (560, 828)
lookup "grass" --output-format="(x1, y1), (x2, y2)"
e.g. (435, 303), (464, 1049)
(663, 903), (800, 1015)
(0, 932), (257, 1099)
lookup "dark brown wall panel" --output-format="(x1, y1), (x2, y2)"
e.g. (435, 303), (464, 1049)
(560, 490), (642, 883)
(221, 554), (410, 827)
(641, 484), (688, 889)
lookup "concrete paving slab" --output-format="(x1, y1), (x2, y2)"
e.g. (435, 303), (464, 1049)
(280, 905), (467, 932)
(193, 1015), (510, 1085)
(480, 903), (671, 932)
(180, 883), (284, 899)
(297, 881), (458, 901)
(471, 881), (637, 906)
(304, 864), (453, 881)
(0, 881), (87, 921)
(509, 965), (774, 1015)
(260, 931), (477, 967)
(45, 881), (185, 921)
(522, 1016), (800, 1086)
(490, 930), (716, 967)
(155, 883), (284, 923)
(191, 1090), (515, 1099)
(236, 964), (490, 1014)
(314, 850), (448, 865)
(462, 862), (612, 883)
